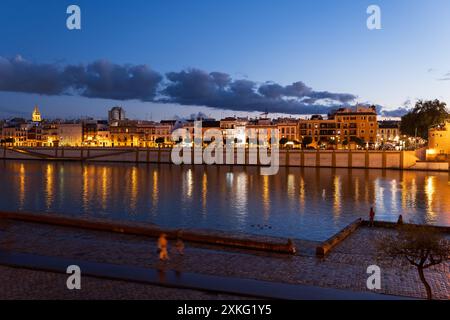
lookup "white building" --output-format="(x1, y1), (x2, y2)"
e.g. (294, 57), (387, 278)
(58, 123), (83, 146)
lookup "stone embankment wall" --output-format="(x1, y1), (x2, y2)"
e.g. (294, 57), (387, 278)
(1, 146), (447, 171)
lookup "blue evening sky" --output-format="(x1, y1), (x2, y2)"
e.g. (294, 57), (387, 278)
(0, 0), (450, 120)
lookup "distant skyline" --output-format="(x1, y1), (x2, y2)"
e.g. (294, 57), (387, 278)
(1, 0), (450, 120)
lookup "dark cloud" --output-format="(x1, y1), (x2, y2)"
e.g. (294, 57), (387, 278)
(162, 70), (357, 114)
(0, 56), (65, 95)
(75, 60), (162, 101)
(0, 55), (359, 115)
(381, 107), (410, 117)
(0, 56), (162, 101)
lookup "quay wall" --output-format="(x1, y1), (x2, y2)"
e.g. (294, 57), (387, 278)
(0, 146), (447, 171)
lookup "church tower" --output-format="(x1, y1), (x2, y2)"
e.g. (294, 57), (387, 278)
(32, 105), (41, 122)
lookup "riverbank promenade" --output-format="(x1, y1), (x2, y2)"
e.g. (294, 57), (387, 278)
(0, 217), (448, 300)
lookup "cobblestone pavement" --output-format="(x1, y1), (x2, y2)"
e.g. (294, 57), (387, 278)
(0, 266), (245, 300)
(0, 219), (448, 300)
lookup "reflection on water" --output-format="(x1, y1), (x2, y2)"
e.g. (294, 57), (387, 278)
(0, 160), (449, 241)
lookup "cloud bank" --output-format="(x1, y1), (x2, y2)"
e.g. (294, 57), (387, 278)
(381, 107), (410, 117)
(0, 56), (162, 101)
(0, 55), (359, 114)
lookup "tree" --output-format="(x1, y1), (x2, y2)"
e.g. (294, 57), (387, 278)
(377, 225), (449, 300)
(400, 100), (449, 139)
(327, 138), (337, 145)
(351, 136), (365, 148)
(302, 136), (313, 148)
(3, 138), (14, 145)
(155, 137), (165, 145)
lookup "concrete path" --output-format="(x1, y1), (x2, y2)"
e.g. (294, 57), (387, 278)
(0, 250), (411, 300)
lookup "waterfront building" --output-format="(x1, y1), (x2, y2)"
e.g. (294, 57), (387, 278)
(96, 130), (112, 147)
(219, 117), (248, 145)
(331, 106), (378, 144)
(275, 118), (299, 144)
(42, 124), (59, 146)
(298, 115), (340, 148)
(298, 106), (378, 149)
(377, 121), (400, 143)
(140, 122), (173, 147)
(427, 119), (450, 160)
(246, 118), (278, 146)
(108, 106), (126, 126)
(1, 124), (28, 146)
(181, 119), (222, 145)
(109, 120), (141, 147)
(83, 120), (110, 146)
(109, 120), (174, 147)
(58, 123), (83, 147)
(26, 125), (43, 147)
(31, 105), (42, 123)
(220, 117), (249, 130)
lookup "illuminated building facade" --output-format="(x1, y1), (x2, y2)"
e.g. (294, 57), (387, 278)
(427, 119), (450, 160)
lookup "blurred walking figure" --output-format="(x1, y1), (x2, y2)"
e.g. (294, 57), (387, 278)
(158, 233), (169, 261)
(397, 214), (404, 225)
(175, 231), (185, 255)
(369, 207), (375, 227)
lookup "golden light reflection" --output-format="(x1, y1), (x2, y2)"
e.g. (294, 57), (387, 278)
(202, 172), (207, 211)
(45, 164), (54, 209)
(101, 167), (108, 210)
(401, 177), (407, 210)
(152, 170), (159, 206)
(425, 176), (436, 220)
(235, 173), (248, 217)
(354, 177), (360, 202)
(364, 180), (369, 206)
(411, 178), (417, 205)
(287, 174), (295, 202)
(18, 163), (25, 210)
(262, 175), (270, 219)
(130, 166), (138, 212)
(82, 165), (88, 210)
(402, 173), (417, 210)
(333, 175), (341, 217)
(185, 169), (193, 200)
(374, 179), (384, 211)
(390, 179), (398, 213)
(299, 177), (305, 209)
(58, 166), (65, 204)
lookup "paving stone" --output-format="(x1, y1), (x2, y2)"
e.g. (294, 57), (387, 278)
(0, 221), (448, 300)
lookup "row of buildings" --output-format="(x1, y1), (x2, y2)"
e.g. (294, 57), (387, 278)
(0, 105), (402, 149)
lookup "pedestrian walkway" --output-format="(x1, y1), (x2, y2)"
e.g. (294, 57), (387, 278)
(0, 250), (411, 300)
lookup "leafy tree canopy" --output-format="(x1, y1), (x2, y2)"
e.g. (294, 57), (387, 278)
(302, 136), (313, 148)
(155, 137), (165, 144)
(377, 225), (449, 300)
(400, 100), (448, 139)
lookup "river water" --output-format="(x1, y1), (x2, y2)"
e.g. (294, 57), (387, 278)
(0, 160), (448, 241)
